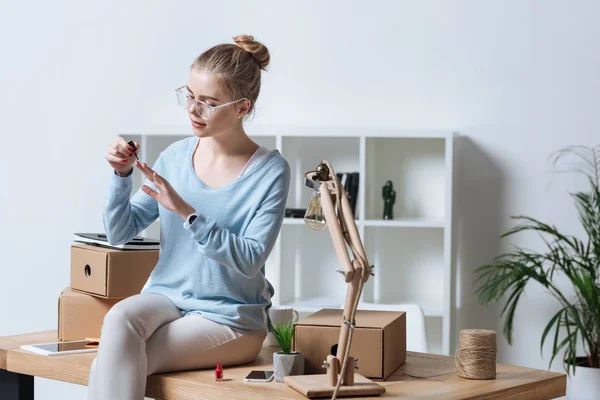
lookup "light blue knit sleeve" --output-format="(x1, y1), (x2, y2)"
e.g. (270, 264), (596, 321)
(187, 162), (290, 279)
(102, 157), (163, 245)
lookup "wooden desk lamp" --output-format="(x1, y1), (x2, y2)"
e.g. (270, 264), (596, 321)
(284, 161), (385, 399)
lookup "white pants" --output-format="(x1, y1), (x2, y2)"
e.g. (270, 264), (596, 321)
(87, 293), (266, 400)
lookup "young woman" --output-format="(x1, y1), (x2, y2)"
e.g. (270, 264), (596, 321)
(87, 35), (290, 399)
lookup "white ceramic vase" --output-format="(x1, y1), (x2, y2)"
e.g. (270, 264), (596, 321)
(566, 358), (600, 400)
(273, 351), (305, 383)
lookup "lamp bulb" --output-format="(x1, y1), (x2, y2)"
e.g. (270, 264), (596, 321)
(304, 190), (327, 230)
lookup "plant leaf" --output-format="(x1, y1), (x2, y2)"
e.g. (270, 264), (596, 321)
(271, 317), (295, 354)
(541, 307), (564, 362)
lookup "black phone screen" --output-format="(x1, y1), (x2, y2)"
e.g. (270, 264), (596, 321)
(245, 370), (274, 380)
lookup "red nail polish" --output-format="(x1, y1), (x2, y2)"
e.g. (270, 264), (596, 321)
(215, 364), (223, 381)
(122, 159), (127, 162)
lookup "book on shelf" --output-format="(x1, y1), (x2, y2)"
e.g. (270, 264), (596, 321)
(73, 233), (160, 250)
(336, 172), (359, 216)
(284, 208), (306, 218)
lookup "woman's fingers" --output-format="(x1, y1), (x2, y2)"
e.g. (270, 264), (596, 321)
(109, 142), (131, 159)
(135, 161), (155, 182)
(136, 162), (165, 189)
(141, 184), (159, 199)
(106, 153), (129, 164)
(151, 171), (169, 188)
(107, 146), (129, 161)
(136, 161), (168, 187)
(117, 137), (135, 155)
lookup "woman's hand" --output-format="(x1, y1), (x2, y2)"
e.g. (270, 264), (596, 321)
(135, 161), (196, 219)
(106, 137), (139, 176)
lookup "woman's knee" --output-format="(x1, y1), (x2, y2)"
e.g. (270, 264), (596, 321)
(103, 302), (130, 326)
(101, 299), (144, 337)
(240, 334), (266, 364)
(89, 357), (97, 376)
(223, 334), (266, 366)
(86, 357), (98, 400)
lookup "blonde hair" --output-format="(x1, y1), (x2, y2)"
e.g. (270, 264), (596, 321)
(192, 35), (270, 116)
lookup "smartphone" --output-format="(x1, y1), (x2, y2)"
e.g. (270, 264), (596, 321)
(21, 340), (98, 356)
(244, 370), (274, 382)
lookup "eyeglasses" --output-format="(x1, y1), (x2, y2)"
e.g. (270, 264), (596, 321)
(175, 85), (247, 120)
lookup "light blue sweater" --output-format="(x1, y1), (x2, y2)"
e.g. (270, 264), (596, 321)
(103, 137), (291, 335)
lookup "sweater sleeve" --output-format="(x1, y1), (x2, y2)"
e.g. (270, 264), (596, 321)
(102, 157), (163, 245)
(186, 162), (290, 279)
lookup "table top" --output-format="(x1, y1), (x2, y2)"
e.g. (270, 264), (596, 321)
(0, 330), (566, 399)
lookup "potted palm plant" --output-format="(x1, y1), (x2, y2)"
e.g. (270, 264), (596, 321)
(272, 318), (305, 382)
(474, 145), (600, 400)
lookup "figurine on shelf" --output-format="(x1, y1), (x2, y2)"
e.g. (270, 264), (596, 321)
(382, 180), (395, 220)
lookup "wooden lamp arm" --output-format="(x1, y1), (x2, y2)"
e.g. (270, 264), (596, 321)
(305, 160), (374, 393)
(319, 182), (355, 282)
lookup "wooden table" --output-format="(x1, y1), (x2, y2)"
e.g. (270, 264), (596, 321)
(0, 331), (566, 399)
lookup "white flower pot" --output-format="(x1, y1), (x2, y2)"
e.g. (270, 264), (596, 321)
(567, 358), (600, 400)
(273, 351), (305, 383)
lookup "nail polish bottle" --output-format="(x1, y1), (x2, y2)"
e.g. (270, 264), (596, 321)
(215, 363), (223, 381)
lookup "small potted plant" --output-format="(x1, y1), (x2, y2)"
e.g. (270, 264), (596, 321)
(272, 318), (305, 382)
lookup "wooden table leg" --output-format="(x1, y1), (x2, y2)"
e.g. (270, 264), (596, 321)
(0, 369), (34, 400)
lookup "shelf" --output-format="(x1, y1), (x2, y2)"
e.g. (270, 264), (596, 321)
(278, 224), (347, 306)
(365, 137), (446, 221)
(285, 218), (445, 229)
(278, 298), (442, 318)
(355, 299), (443, 318)
(283, 218), (306, 225)
(408, 299), (443, 318)
(280, 296), (343, 314)
(363, 218), (444, 228)
(366, 296), (443, 319)
(284, 218), (443, 228)
(362, 226), (445, 318)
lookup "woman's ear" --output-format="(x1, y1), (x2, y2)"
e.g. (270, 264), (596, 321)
(237, 99), (252, 118)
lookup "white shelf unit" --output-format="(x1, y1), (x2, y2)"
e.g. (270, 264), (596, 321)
(122, 125), (455, 355)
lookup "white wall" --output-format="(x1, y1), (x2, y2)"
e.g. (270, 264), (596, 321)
(1, 0), (598, 398)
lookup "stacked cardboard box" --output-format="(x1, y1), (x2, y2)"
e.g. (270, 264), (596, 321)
(58, 244), (159, 341)
(293, 308), (406, 380)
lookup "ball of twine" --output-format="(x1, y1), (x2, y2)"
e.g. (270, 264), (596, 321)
(456, 329), (497, 380)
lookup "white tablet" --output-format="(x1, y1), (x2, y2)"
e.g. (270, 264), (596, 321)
(21, 340), (98, 356)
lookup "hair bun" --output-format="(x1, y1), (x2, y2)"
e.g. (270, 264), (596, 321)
(233, 34), (270, 71)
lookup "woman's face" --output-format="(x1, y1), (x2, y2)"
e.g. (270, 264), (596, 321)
(184, 67), (250, 137)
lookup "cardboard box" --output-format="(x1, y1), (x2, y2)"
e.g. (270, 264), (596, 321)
(293, 309), (406, 380)
(58, 287), (122, 341)
(70, 244), (158, 298)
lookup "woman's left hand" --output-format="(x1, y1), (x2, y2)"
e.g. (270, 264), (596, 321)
(135, 160), (196, 219)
